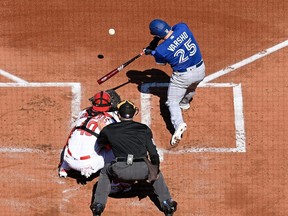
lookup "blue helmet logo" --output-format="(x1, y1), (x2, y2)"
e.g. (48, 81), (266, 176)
(149, 19), (171, 38)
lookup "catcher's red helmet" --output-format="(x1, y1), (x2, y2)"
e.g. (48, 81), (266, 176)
(89, 91), (111, 112)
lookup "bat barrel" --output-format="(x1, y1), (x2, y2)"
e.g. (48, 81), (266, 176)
(97, 51), (144, 85)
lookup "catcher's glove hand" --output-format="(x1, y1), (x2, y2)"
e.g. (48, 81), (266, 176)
(80, 166), (94, 178)
(105, 89), (121, 111)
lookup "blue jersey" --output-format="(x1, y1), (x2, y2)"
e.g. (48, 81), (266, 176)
(153, 23), (202, 72)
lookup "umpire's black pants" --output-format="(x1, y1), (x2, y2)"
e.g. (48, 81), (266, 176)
(93, 161), (172, 205)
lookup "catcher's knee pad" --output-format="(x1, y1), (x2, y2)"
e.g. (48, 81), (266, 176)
(90, 203), (105, 216)
(161, 199), (177, 215)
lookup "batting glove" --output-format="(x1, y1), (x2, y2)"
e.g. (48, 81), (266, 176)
(149, 36), (161, 49)
(144, 48), (155, 55)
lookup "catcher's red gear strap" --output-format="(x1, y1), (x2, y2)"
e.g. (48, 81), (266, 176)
(59, 111), (114, 165)
(73, 111), (114, 138)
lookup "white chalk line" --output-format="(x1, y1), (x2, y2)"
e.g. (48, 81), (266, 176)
(0, 72), (82, 211)
(0, 69), (28, 83)
(62, 185), (81, 194)
(142, 83), (245, 155)
(0, 147), (43, 153)
(0, 72), (82, 180)
(0, 81), (82, 124)
(160, 147), (244, 154)
(59, 185), (82, 211)
(202, 39), (288, 83)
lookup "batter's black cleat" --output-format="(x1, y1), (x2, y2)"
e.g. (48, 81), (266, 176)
(161, 199), (177, 216)
(90, 202), (105, 216)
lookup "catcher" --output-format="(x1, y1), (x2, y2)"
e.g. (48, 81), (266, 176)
(58, 90), (123, 180)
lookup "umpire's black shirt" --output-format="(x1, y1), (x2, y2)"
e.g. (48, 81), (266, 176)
(98, 120), (160, 166)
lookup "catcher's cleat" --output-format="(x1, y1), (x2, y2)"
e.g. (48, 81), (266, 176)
(90, 203), (105, 216)
(170, 123), (187, 146)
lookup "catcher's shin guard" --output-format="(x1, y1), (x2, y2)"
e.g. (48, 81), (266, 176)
(161, 199), (177, 216)
(90, 203), (105, 216)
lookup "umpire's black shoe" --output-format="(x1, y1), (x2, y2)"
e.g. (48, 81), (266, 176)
(90, 202), (105, 216)
(161, 199), (177, 216)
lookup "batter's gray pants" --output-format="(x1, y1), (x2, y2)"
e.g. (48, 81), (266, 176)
(167, 63), (206, 129)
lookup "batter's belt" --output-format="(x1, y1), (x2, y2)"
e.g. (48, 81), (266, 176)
(176, 59), (203, 72)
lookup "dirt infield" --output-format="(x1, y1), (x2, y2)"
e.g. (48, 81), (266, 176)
(1, 0), (288, 215)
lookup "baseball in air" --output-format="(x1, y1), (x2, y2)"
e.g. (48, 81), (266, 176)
(108, 28), (115, 35)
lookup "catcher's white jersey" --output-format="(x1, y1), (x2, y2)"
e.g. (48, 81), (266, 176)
(60, 109), (119, 178)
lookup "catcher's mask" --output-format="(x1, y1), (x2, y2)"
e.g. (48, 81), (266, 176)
(117, 100), (139, 119)
(89, 91), (111, 112)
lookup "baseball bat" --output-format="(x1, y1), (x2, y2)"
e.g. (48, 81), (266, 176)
(97, 51), (145, 85)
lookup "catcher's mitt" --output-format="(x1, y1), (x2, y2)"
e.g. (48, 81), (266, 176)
(105, 89), (121, 111)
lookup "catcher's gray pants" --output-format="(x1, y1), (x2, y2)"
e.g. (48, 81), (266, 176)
(93, 162), (172, 205)
(167, 62), (206, 129)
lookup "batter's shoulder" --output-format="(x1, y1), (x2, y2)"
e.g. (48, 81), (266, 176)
(174, 22), (187, 28)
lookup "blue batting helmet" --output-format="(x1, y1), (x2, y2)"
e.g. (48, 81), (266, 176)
(149, 19), (171, 38)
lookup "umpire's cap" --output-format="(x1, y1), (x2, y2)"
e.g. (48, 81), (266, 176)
(89, 91), (111, 112)
(117, 100), (138, 119)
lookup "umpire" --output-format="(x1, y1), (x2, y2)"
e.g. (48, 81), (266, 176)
(90, 100), (177, 216)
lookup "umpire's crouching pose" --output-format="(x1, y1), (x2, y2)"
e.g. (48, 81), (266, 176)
(90, 100), (177, 216)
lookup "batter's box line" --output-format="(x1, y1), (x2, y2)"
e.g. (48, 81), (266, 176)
(0, 82), (82, 124)
(141, 82), (246, 154)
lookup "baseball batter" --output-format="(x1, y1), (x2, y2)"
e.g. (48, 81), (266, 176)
(58, 91), (119, 179)
(145, 19), (206, 146)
